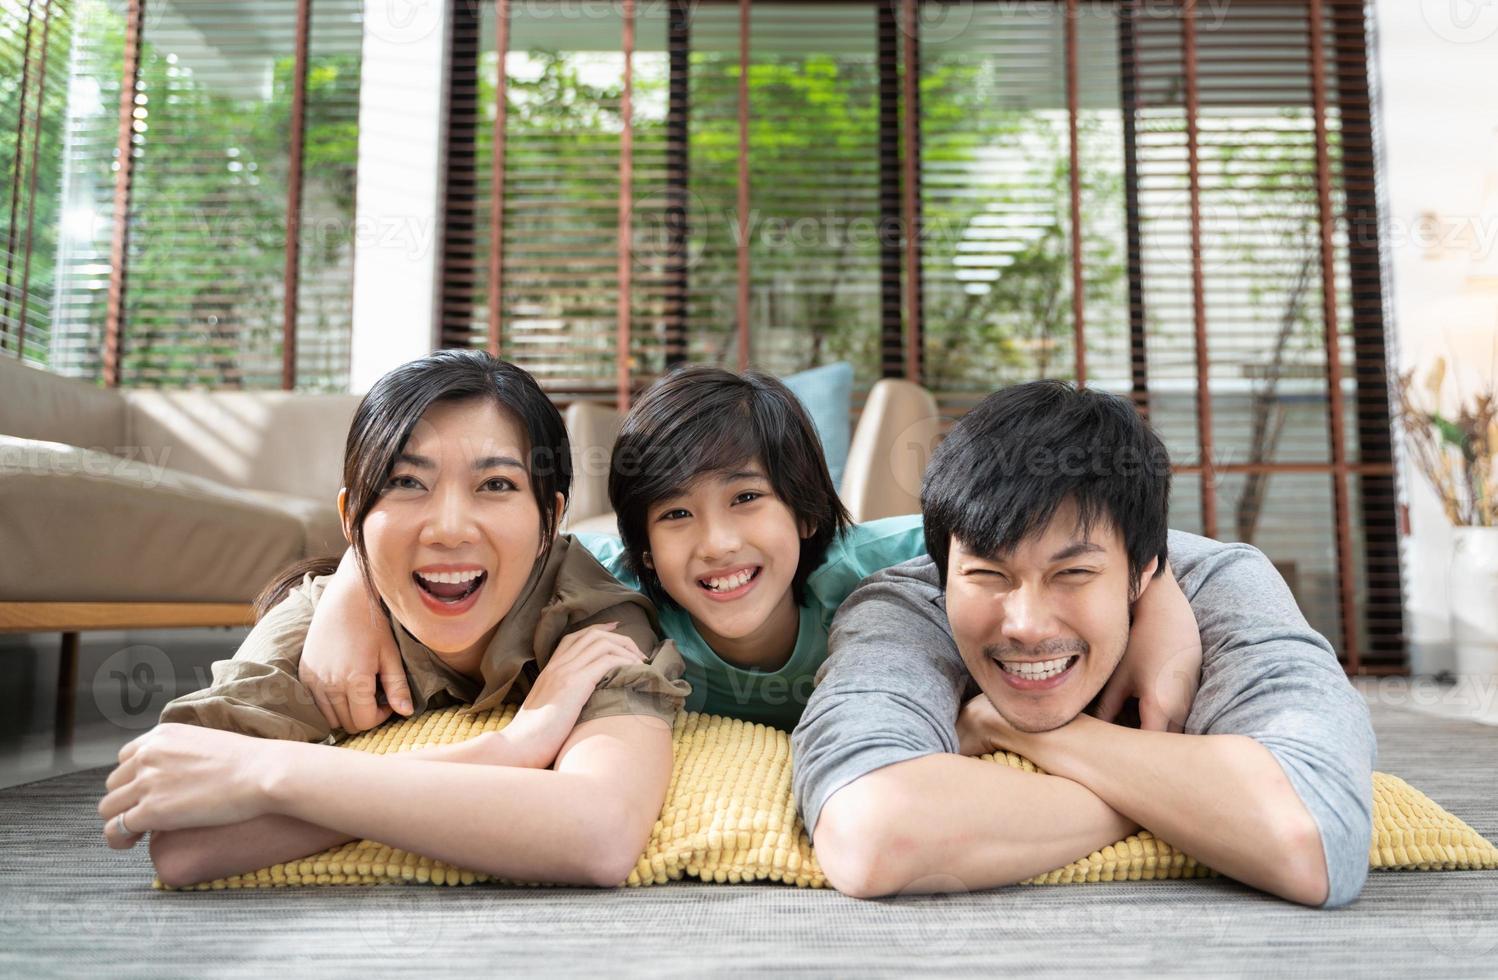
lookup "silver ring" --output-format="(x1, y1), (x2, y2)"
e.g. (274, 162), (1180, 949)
(115, 813), (133, 836)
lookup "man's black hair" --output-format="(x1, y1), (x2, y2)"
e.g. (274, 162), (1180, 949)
(922, 380), (1171, 594)
(609, 366), (851, 607)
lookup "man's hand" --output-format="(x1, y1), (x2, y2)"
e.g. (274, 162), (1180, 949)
(299, 549), (412, 733)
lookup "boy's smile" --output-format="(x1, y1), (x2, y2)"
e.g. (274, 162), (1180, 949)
(646, 462), (807, 671)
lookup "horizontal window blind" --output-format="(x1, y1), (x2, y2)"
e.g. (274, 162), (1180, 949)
(443, 0), (1401, 671)
(38, 0), (361, 389)
(1, 0), (73, 366)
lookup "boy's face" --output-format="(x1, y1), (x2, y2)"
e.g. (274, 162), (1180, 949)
(644, 460), (806, 651)
(943, 501), (1156, 733)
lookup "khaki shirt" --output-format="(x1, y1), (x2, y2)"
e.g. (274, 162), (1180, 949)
(159, 535), (690, 741)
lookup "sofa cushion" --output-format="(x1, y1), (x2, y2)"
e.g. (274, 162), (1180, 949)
(124, 391), (359, 502)
(245, 489), (346, 558)
(0, 356), (125, 450)
(782, 362), (854, 488)
(0, 436), (306, 602)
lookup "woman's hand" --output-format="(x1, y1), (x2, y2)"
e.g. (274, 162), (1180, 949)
(299, 549), (412, 733)
(1094, 564), (1202, 732)
(99, 724), (287, 848)
(501, 623), (648, 770)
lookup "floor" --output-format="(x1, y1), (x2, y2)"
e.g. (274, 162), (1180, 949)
(1, 640), (1496, 978)
(0, 628), (245, 791)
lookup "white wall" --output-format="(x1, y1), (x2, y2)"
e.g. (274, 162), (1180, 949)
(348, 0), (452, 393)
(1374, 0), (1498, 672)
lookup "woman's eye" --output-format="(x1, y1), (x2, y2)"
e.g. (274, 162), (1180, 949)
(386, 475), (422, 491)
(657, 508), (690, 522)
(481, 477), (517, 493)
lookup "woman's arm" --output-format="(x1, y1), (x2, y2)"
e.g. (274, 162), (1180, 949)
(140, 729), (547, 887)
(104, 715), (673, 888)
(264, 715), (673, 887)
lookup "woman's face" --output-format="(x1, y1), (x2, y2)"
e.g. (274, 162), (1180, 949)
(358, 398), (551, 675)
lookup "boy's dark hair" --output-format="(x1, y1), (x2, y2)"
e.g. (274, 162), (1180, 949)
(609, 366), (851, 607)
(922, 380), (1170, 596)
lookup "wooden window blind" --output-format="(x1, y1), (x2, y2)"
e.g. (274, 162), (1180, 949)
(443, 0), (1403, 671)
(16, 0), (362, 390)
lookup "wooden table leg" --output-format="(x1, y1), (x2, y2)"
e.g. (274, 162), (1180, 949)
(55, 631), (78, 753)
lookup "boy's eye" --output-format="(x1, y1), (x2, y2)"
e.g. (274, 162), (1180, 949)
(386, 474), (423, 491)
(732, 490), (764, 505)
(481, 477), (518, 493)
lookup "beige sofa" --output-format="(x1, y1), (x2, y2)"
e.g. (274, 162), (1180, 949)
(0, 356), (357, 622)
(1, 358), (939, 741)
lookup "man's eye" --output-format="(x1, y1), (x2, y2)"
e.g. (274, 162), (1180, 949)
(481, 477), (517, 492)
(386, 475), (422, 491)
(1060, 568), (1097, 578)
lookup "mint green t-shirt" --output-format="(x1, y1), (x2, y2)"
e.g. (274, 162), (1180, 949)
(576, 515), (926, 731)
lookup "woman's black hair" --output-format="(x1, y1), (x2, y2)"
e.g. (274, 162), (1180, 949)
(608, 366), (851, 608)
(921, 380), (1171, 597)
(254, 349), (570, 619)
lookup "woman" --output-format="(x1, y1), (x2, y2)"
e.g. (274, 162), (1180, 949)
(98, 350), (689, 888)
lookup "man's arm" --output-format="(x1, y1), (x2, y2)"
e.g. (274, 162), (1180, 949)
(963, 705), (1331, 905)
(792, 559), (1137, 898)
(1165, 532), (1377, 908)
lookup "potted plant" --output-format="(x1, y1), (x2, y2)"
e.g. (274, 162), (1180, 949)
(1395, 358), (1498, 678)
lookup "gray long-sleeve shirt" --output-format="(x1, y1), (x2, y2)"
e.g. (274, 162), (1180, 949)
(791, 530), (1377, 908)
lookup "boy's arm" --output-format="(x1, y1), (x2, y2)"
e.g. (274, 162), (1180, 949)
(297, 548), (413, 733)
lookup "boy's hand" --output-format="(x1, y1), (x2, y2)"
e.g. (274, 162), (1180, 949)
(501, 623), (649, 770)
(299, 550), (412, 733)
(1095, 563), (1201, 732)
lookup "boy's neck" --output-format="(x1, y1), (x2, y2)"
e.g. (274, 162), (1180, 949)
(693, 590), (801, 673)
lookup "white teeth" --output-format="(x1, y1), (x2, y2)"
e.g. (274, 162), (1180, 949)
(416, 569), (483, 586)
(703, 569), (754, 592)
(999, 656), (1076, 680)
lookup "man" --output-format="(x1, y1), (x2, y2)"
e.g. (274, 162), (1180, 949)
(792, 381), (1375, 907)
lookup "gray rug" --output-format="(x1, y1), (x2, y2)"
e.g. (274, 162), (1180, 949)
(2, 698), (1494, 979)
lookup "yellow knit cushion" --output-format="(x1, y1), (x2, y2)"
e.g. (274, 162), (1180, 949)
(162, 707), (1498, 890)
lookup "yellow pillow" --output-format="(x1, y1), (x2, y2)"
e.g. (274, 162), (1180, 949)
(161, 707), (1498, 890)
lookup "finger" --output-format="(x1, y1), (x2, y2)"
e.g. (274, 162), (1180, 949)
(104, 754), (140, 793)
(1137, 699), (1171, 733)
(347, 671), (391, 732)
(549, 627), (633, 670)
(1092, 671), (1130, 723)
(309, 688), (345, 733)
(377, 643), (414, 716)
(103, 809), (147, 850)
(98, 781), (142, 825)
(117, 731), (150, 765)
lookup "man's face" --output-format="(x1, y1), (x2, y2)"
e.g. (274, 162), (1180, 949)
(943, 501), (1155, 733)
